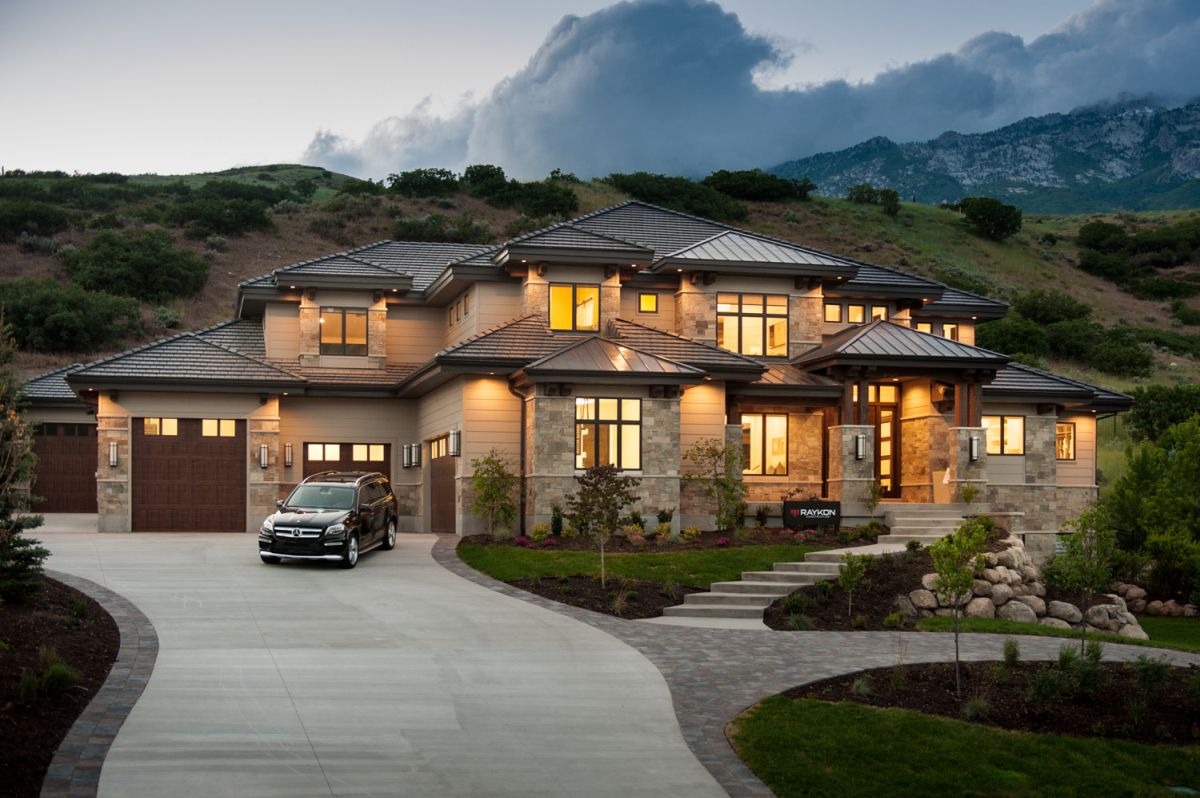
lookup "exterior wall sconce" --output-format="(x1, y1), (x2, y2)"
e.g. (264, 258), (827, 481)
(448, 430), (461, 457)
(259, 444), (269, 469)
(411, 443), (422, 468)
(854, 434), (866, 460)
(402, 444), (413, 469)
(284, 443), (293, 468)
(969, 436), (980, 462)
(108, 441), (118, 468)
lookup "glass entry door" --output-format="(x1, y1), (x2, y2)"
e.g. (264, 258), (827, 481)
(868, 384), (901, 499)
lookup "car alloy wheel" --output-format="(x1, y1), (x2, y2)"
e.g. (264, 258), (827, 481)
(341, 534), (359, 569)
(382, 520), (397, 551)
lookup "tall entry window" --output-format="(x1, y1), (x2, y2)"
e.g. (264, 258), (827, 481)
(549, 284), (600, 331)
(742, 413), (787, 475)
(320, 307), (368, 355)
(575, 398), (640, 470)
(1055, 423), (1076, 460)
(716, 293), (788, 356)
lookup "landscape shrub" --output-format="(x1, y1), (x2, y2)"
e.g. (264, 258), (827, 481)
(975, 316), (1049, 358)
(701, 169), (815, 201)
(959, 196), (1022, 240)
(0, 278), (142, 352)
(392, 212), (492, 243)
(1045, 318), (1102, 359)
(603, 172), (748, 222)
(0, 199), (73, 242)
(681, 525), (701, 541)
(66, 229), (209, 302)
(1003, 638), (1021, 666)
(153, 306), (182, 329)
(17, 671), (38, 706)
(1076, 220), (1129, 253)
(39, 662), (81, 694)
(529, 523), (550, 542)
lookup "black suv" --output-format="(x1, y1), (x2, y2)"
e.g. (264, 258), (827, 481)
(258, 472), (397, 568)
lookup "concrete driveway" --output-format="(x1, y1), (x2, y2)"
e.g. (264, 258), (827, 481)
(39, 516), (724, 797)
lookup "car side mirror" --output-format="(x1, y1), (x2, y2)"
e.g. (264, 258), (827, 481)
(276, 500), (284, 510)
(359, 504), (371, 514)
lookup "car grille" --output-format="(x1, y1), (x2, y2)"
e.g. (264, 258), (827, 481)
(273, 527), (322, 539)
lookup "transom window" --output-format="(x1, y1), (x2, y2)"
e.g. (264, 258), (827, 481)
(716, 293), (788, 356)
(320, 307), (368, 356)
(982, 415), (1025, 455)
(431, 436), (449, 458)
(549, 284), (599, 331)
(143, 418), (178, 436)
(851, 384), (899, 404)
(201, 419), (236, 437)
(742, 413), (787, 476)
(575, 398), (641, 470)
(1055, 423), (1076, 460)
(638, 292), (658, 313)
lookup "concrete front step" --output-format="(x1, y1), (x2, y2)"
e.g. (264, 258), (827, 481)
(662, 604), (766, 619)
(682, 592), (778, 607)
(773, 561), (840, 573)
(740, 570), (825, 583)
(709, 580), (796, 595)
(881, 533), (949, 545)
(888, 525), (959, 536)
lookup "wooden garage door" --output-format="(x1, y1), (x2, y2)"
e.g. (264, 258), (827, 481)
(302, 442), (391, 479)
(132, 418), (245, 532)
(430, 444), (455, 534)
(32, 423), (98, 513)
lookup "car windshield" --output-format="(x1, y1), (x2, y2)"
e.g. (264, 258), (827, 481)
(285, 485), (355, 511)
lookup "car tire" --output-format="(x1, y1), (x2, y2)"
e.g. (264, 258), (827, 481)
(380, 519), (397, 551)
(260, 554), (281, 565)
(339, 533), (359, 569)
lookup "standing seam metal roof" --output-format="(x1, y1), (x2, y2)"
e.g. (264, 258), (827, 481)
(523, 336), (702, 375)
(795, 320), (1009, 364)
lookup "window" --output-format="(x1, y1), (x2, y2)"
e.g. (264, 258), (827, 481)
(851, 384), (899, 404)
(716, 293), (788, 356)
(1055, 423), (1076, 460)
(143, 418), (178, 436)
(742, 413), (787, 476)
(847, 304), (866, 324)
(823, 303), (842, 323)
(352, 443), (387, 462)
(915, 322), (933, 334)
(201, 419), (236, 437)
(638, 292), (658, 313)
(430, 436), (449, 458)
(871, 305), (889, 321)
(982, 415), (1025, 455)
(461, 293), (470, 317)
(942, 322), (960, 341)
(320, 307), (367, 356)
(307, 443), (341, 461)
(575, 398), (640, 470)
(549, 284), (599, 331)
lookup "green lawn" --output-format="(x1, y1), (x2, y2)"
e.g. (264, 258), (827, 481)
(456, 544), (823, 587)
(916, 616), (1200, 654)
(731, 697), (1200, 798)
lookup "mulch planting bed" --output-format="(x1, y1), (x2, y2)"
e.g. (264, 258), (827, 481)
(509, 574), (703, 619)
(0, 576), (120, 798)
(787, 658), (1200, 745)
(463, 524), (880, 552)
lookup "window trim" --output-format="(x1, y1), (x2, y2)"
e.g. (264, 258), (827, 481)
(574, 397), (642, 471)
(549, 283), (601, 332)
(638, 292), (658, 314)
(982, 415), (1026, 456)
(319, 306), (369, 356)
(1055, 422), (1077, 461)
(715, 292), (789, 357)
(741, 412), (789, 476)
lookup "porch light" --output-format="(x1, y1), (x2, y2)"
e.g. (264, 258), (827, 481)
(411, 443), (422, 468)
(284, 443), (293, 468)
(108, 441), (118, 468)
(854, 434), (866, 460)
(259, 444), (269, 469)
(969, 436), (980, 462)
(402, 444), (413, 469)
(448, 430), (461, 457)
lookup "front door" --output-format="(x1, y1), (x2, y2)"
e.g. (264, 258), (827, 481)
(869, 386), (901, 499)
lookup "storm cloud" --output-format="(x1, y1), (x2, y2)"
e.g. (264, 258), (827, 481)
(304, 0), (1200, 179)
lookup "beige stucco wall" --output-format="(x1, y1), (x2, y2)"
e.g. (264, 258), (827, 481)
(386, 305), (443, 365)
(1056, 413), (1097, 487)
(264, 303), (300, 361)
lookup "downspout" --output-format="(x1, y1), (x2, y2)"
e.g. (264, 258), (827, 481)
(507, 381), (527, 535)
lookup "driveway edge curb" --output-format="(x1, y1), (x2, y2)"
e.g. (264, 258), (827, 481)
(40, 570), (159, 798)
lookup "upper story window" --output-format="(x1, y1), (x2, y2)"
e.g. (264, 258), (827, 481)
(871, 305), (889, 321)
(638, 292), (658, 314)
(448, 292), (471, 326)
(823, 303), (842, 323)
(320, 307), (367, 356)
(716, 293), (788, 356)
(575, 397), (640, 470)
(550, 284), (599, 331)
(915, 322), (933, 334)
(847, 304), (866, 324)
(1055, 423), (1075, 460)
(982, 415), (1025, 455)
(942, 322), (960, 341)
(742, 413), (787, 476)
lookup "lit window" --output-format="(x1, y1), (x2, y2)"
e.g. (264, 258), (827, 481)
(575, 397), (640, 470)
(549, 284), (600, 331)
(1055, 423), (1075, 460)
(201, 419), (236, 437)
(431, 436), (449, 458)
(982, 416), (1024, 455)
(306, 443), (341, 461)
(847, 304), (865, 324)
(823, 303), (842, 323)
(350, 444), (387, 462)
(320, 307), (368, 356)
(143, 418), (178, 436)
(462, 293), (470, 317)
(716, 293), (788, 356)
(871, 305), (889, 321)
(915, 322), (933, 334)
(638, 292), (658, 313)
(741, 413), (787, 476)
(942, 323), (960, 341)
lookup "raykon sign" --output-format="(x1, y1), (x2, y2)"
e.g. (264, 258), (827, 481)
(782, 500), (841, 532)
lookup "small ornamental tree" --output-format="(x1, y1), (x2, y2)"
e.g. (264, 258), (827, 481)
(930, 518), (988, 699)
(838, 553), (873, 619)
(565, 465), (639, 587)
(683, 438), (747, 533)
(468, 449), (518, 537)
(0, 319), (48, 603)
(1044, 508), (1118, 655)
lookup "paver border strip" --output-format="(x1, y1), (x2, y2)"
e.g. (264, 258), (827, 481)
(39, 570), (158, 798)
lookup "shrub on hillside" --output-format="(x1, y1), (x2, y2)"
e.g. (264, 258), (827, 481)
(1089, 330), (1153, 378)
(167, 197), (274, 238)
(0, 200), (73, 243)
(387, 168), (459, 197)
(1011, 290), (1092, 325)
(1045, 318), (1102, 360)
(879, 188), (900, 217)
(975, 316), (1049, 358)
(66, 229), (209, 302)
(845, 183), (880, 204)
(701, 169), (815, 201)
(336, 178), (385, 196)
(0, 278), (142, 352)
(392, 212), (491, 243)
(1076, 220), (1128, 254)
(603, 172), (747, 222)
(960, 196), (1022, 240)
(1126, 384), (1200, 441)
(514, 179), (579, 217)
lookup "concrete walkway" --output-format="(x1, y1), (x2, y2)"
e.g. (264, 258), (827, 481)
(38, 518), (723, 798)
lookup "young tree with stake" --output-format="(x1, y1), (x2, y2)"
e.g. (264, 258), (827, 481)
(930, 519), (988, 699)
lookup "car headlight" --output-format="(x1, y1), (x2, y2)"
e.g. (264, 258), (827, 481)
(261, 517), (275, 533)
(324, 523), (345, 537)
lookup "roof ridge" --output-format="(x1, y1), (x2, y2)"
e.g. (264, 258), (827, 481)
(436, 314), (549, 357)
(884, 319), (1008, 357)
(522, 333), (704, 374)
(609, 317), (763, 367)
(190, 333), (303, 379)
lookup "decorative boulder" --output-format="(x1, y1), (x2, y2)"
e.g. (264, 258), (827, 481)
(921, 573), (939, 591)
(1118, 624), (1150, 640)
(1164, 600), (1184, 618)
(1125, 586), (1147, 601)
(894, 594), (918, 618)
(1145, 600), (1164, 616)
(934, 608), (955, 618)
(998, 600), (1038, 624)
(1039, 617), (1071, 629)
(1085, 605), (1120, 633)
(1021, 564), (1041, 582)
(981, 568), (1001, 584)
(1010, 584), (1027, 597)
(990, 583), (1014, 606)
(995, 549), (1016, 568)
(1185, 605), (1198, 618)
(972, 579), (992, 597)
(1130, 599), (1147, 613)
(1048, 600), (1082, 624)
(1030, 582), (1047, 598)
(1014, 595), (1046, 617)
(965, 597), (996, 618)
(1103, 594), (1127, 611)
(909, 589), (938, 610)
(983, 552), (999, 568)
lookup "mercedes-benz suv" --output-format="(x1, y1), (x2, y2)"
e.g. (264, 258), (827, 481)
(258, 472), (397, 568)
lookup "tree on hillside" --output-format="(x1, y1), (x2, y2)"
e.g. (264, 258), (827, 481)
(701, 169), (815, 201)
(845, 183), (880, 204)
(960, 197), (1022, 241)
(0, 278), (142, 353)
(387, 168), (460, 198)
(1011, 290), (1092, 325)
(879, 188), (900, 217)
(603, 172), (748, 222)
(65, 229), (209, 303)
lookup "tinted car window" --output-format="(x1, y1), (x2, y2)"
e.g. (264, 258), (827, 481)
(288, 485), (355, 510)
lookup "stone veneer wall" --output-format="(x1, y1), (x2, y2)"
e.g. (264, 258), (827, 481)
(247, 412), (281, 530)
(298, 305), (320, 367)
(899, 416), (949, 503)
(96, 410), (129, 533)
(744, 410), (823, 503)
(947, 426), (987, 501)
(674, 291), (715, 344)
(788, 294), (823, 357)
(826, 424), (873, 514)
(522, 281), (549, 319)
(986, 416), (1076, 535)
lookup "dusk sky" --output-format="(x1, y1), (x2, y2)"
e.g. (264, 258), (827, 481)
(3, 1), (1196, 178)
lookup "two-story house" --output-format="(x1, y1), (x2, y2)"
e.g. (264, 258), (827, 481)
(24, 201), (1130, 551)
